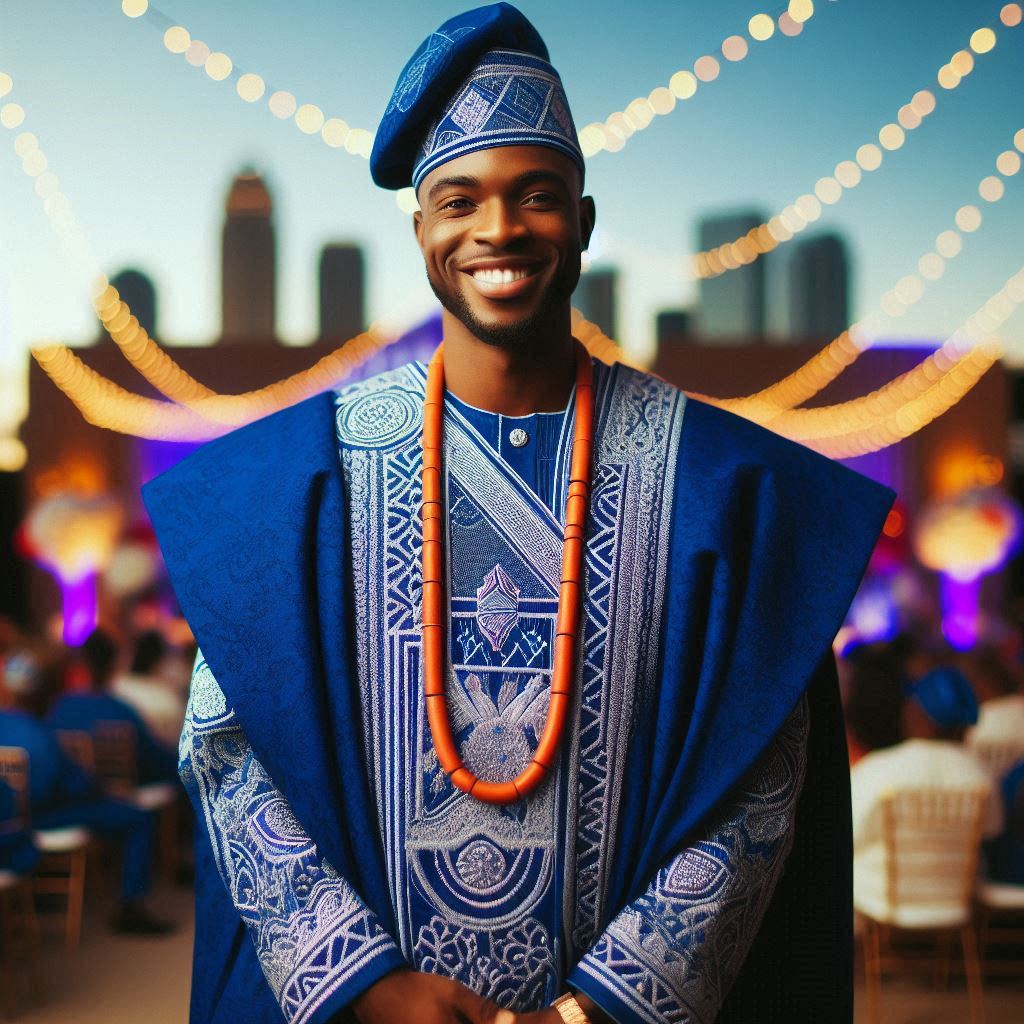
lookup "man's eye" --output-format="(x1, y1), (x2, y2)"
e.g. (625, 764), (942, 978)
(441, 198), (471, 210)
(525, 193), (557, 205)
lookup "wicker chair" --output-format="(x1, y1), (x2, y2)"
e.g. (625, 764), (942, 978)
(857, 785), (988, 1024)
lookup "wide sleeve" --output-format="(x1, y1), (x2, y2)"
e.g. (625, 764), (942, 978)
(566, 695), (809, 1024)
(179, 651), (407, 1024)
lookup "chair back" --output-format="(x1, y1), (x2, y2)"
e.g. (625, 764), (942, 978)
(92, 720), (138, 793)
(0, 746), (30, 825)
(882, 785), (988, 916)
(56, 729), (95, 774)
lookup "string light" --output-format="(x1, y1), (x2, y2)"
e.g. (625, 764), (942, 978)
(715, 131), (1022, 415)
(124, 2), (376, 162)
(692, 9), (1019, 280)
(578, 0), (823, 161)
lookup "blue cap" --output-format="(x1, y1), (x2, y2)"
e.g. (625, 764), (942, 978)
(905, 667), (979, 728)
(370, 3), (585, 193)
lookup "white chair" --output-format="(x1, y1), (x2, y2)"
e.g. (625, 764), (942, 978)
(856, 785), (988, 1024)
(970, 737), (1024, 785)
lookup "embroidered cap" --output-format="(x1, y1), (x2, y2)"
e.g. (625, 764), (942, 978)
(370, 2), (585, 193)
(905, 667), (979, 728)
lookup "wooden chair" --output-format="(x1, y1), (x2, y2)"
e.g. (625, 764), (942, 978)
(0, 778), (40, 1018)
(55, 729), (95, 775)
(858, 785), (988, 1024)
(0, 746), (90, 950)
(92, 720), (180, 882)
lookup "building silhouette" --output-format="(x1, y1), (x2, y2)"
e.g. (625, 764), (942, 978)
(696, 211), (766, 341)
(573, 267), (617, 339)
(319, 244), (365, 343)
(656, 310), (693, 351)
(789, 233), (850, 340)
(221, 171), (276, 343)
(100, 269), (157, 341)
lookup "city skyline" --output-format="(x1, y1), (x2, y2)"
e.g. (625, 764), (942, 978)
(2, 0), (1023, 438)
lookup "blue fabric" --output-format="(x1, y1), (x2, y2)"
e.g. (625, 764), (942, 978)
(0, 779), (40, 876)
(983, 758), (1024, 885)
(49, 692), (179, 784)
(905, 667), (979, 728)
(142, 369), (892, 1023)
(37, 798), (154, 902)
(0, 709), (93, 814)
(370, 3), (583, 191)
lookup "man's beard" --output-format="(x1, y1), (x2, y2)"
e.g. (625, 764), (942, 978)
(426, 256), (580, 351)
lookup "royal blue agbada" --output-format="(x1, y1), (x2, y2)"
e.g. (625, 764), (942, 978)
(143, 365), (892, 1024)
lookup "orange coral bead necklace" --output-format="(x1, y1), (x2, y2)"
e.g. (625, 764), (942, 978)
(421, 340), (594, 805)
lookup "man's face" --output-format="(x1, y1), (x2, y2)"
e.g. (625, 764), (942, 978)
(413, 145), (595, 349)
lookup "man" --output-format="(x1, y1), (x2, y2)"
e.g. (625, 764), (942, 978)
(49, 629), (178, 785)
(143, 5), (892, 1022)
(111, 630), (188, 754)
(0, 648), (171, 933)
(850, 666), (1003, 920)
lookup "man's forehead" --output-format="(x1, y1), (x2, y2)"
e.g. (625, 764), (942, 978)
(419, 146), (580, 201)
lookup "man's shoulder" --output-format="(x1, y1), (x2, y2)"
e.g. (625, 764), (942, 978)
(331, 360), (427, 452)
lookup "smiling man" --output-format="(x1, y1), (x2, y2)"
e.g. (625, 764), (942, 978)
(143, 5), (894, 1024)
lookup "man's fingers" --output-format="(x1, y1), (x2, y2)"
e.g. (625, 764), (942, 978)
(493, 1012), (517, 1024)
(452, 983), (514, 1024)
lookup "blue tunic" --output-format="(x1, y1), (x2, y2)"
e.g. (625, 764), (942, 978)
(146, 357), (893, 1024)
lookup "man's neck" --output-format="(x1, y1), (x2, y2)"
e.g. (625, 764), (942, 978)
(439, 311), (576, 416)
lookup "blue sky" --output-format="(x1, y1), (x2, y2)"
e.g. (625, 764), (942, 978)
(1, 0), (1022, 436)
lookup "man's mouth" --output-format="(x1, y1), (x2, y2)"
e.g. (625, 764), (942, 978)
(462, 264), (543, 299)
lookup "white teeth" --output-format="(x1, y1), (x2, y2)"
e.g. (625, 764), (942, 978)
(471, 267), (532, 284)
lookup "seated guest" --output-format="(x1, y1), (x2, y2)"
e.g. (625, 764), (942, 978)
(111, 631), (187, 754)
(50, 629), (177, 784)
(964, 645), (1024, 777)
(1, 650), (173, 934)
(851, 666), (1003, 913)
(843, 638), (912, 764)
(982, 758), (1024, 886)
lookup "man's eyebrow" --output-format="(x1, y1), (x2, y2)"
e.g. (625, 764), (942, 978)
(426, 168), (570, 203)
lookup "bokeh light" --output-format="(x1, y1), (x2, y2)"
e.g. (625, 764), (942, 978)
(897, 104), (922, 130)
(268, 90), (297, 119)
(1001, 4), (1023, 27)
(979, 175), (1005, 201)
(205, 52), (233, 81)
(1, 103), (26, 129)
(950, 49), (975, 76)
(814, 176), (842, 204)
(835, 160), (861, 188)
(955, 204), (983, 231)
(184, 40), (210, 67)
(936, 229), (963, 258)
(121, 0), (148, 16)
(748, 13), (775, 40)
(911, 89), (936, 116)
(0, 72), (13, 98)
(1016, 128), (1024, 151)
(236, 73), (266, 102)
(918, 253), (946, 280)
(969, 27), (997, 53)
(669, 70), (697, 99)
(163, 26), (190, 54)
(295, 103), (325, 134)
(778, 12), (803, 36)
(856, 143), (883, 171)
(722, 35), (749, 61)
(937, 65), (961, 90)
(694, 56), (720, 82)
(13, 131), (38, 157)
(996, 149), (1021, 175)
(648, 88), (675, 116)
(788, 0), (814, 23)
(879, 123), (905, 150)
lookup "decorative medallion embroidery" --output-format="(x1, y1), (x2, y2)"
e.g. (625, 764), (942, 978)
(476, 564), (521, 651)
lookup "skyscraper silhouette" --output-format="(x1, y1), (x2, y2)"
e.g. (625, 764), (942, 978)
(789, 233), (850, 340)
(573, 267), (617, 339)
(319, 244), (365, 343)
(696, 212), (766, 341)
(221, 171), (276, 343)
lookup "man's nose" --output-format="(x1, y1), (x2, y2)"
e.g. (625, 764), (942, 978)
(474, 199), (529, 246)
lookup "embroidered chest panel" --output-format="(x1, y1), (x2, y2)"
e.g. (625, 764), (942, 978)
(334, 359), (684, 1008)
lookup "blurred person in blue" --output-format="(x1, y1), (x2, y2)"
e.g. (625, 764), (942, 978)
(142, 4), (893, 1023)
(0, 647), (172, 934)
(49, 629), (178, 785)
(850, 666), (1004, 920)
(111, 629), (188, 755)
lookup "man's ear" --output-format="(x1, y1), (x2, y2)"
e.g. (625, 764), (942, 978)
(579, 195), (596, 252)
(412, 209), (424, 253)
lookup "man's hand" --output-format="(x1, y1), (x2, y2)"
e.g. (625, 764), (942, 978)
(350, 968), (514, 1024)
